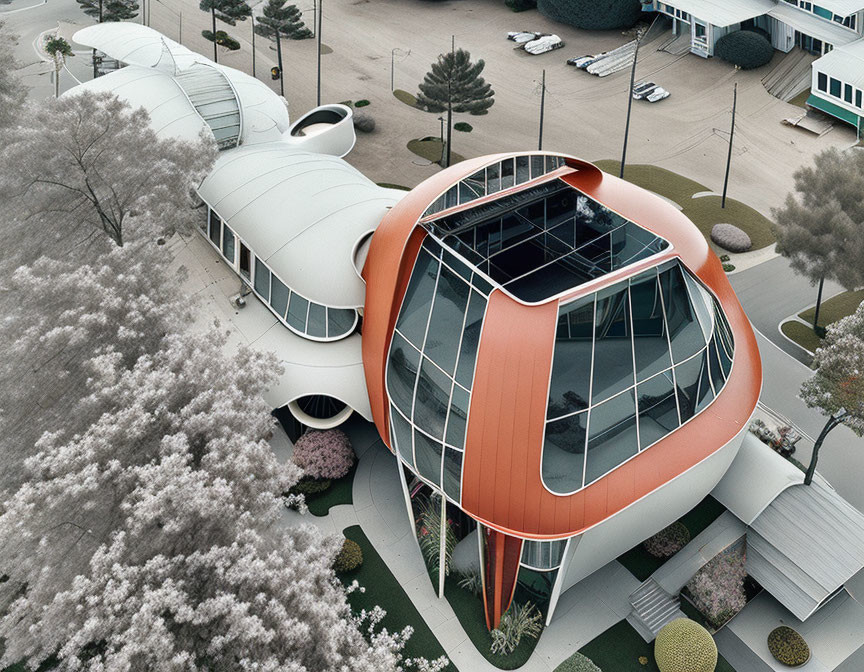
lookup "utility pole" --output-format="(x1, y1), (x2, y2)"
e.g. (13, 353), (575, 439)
(316, 0), (322, 105)
(391, 47), (397, 91)
(276, 27), (284, 97)
(444, 34), (454, 168)
(538, 69), (546, 151)
(211, 8), (218, 62)
(179, 11), (182, 43)
(251, 15), (256, 77)
(619, 38), (640, 179)
(721, 82), (738, 209)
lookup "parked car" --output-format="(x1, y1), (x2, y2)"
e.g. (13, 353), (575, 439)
(632, 81), (657, 99)
(524, 34), (564, 55)
(567, 55), (600, 69)
(646, 86), (670, 103)
(507, 31), (541, 44)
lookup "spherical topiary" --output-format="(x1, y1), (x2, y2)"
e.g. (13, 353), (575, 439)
(643, 522), (691, 558)
(291, 429), (355, 479)
(353, 112), (375, 133)
(715, 30), (774, 70)
(537, 0), (641, 30)
(711, 223), (752, 253)
(655, 618), (718, 672)
(556, 651), (602, 672)
(768, 626), (810, 667)
(333, 538), (363, 572)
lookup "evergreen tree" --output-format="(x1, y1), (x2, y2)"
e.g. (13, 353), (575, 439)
(76, 0), (139, 22)
(200, 0), (251, 61)
(256, 0), (312, 40)
(416, 47), (494, 168)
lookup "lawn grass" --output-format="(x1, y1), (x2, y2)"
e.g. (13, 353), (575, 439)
(394, 89), (418, 107)
(591, 160), (776, 250)
(443, 577), (540, 669)
(407, 139), (465, 166)
(617, 496), (726, 582)
(781, 320), (821, 355)
(306, 463), (356, 517)
(798, 289), (864, 328)
(340, 526), (454, 670)
(787, 87), (811, 109)
(576, 620), (736, 672)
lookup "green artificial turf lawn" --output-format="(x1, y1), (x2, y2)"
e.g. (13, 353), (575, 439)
(799, 289), (864, 329)
(617, 496), (726, 582)
(781, 320), (822, 355)
(340, 526), (454, 670)
(443, 577), (540, 669)
(592, 161), (776, 250)
(576, 620), (736, 672)
(393, 89), (418, 107)
(306, 463), (356, 517)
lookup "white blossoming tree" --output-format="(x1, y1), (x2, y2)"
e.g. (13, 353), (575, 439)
(0, 91), (216, 248)
(800, 301), (864, 485)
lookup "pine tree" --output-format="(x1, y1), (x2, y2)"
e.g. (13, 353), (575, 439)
(200, 0), (251, 61)
(76, 0), (139, 22)
(416, 47), (494, 168)
(256, 0), (312, 40)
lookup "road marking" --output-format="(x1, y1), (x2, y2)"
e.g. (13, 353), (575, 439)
(0, 0), (47, 15)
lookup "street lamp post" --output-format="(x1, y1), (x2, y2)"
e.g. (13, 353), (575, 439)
(538, 69), (546, 151)
(721, 82), (738, 209)
(275, 27), (284, 97)
(251, 15), (256, 77)
(211, 8), (218, 62)
(316, 0), (322, 105)
(437, 116), (444, 145)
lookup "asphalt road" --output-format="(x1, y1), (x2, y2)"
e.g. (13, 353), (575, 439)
(730, 255), (845, 363)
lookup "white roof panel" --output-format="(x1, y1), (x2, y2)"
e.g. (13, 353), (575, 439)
(768, 4), (860, 47)
(806, 0), (864, 15)
(198, 143), (403, 309)
(813, 38), (864, 89)
(73, 23), (204, 73)
(660, 0), (775, 26)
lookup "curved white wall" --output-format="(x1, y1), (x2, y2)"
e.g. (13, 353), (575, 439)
(551, 427), (747, 618)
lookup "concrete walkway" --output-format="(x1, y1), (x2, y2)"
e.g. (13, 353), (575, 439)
(273, 416), (639, 672)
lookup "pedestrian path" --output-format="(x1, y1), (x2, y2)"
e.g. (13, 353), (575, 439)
(272, 417), (640, 671)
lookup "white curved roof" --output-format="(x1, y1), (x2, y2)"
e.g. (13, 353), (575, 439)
(70, 25), (289, 147)
(198, 143), (405, 309)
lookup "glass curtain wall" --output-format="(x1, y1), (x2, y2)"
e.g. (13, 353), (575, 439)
(204, 208), (358, 341)
(542, 260), (735, 494)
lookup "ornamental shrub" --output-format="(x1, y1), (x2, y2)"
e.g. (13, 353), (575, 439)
(201, 30), (241, 50)
(715, 30), (774, 70)
(767, 626), (810, 666)
(291, 429), (355, 479)
(556, 651), (602, 672)
(354, 99), (370, 107)
(333, 538), (363, 572)
(454, 122), (473, 132)
(490, 602), (543, 655)
(644, 522), (691, 558)
(288, 476), (331, 497)
(654, 618), (717, 672)
(711, 223), (752, 253)
(457, 570), (482, 596)
(685, 545), (747, 629)
(353, 112), (376, 133)
(506, 0), (537, 12)
(537, 0), (641, 31)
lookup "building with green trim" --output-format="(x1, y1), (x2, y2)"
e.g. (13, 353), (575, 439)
(809, 39), (864, 138)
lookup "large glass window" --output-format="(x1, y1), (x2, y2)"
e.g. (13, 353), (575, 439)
(521, 539), (567, 570)
(388, 332), (421, 419)
(414, 358), (452, 440)
(818, 72), (828, 92)
(830, 77), (842, 97)
(287, 293), (308, 332)
(254, 257), (270, 301)
(543, 261), (733, 493)
(208, 211), (221, 247)
(270, 274), (290, 318)
(222, 225), (235, 263)
(424, 266), (470, 375)
(414, 429), (443, 486)
(396, 249), (439, 346)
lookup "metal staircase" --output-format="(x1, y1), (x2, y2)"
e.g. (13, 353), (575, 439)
(626, 578), (686, 642)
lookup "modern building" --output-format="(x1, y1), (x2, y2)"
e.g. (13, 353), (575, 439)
(69, 23), (861, 645)
(646, 0), (864, 135)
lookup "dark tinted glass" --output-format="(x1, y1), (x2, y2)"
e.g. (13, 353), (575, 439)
(660, 263), (705, 364)
(592, 285), (634, 403)
(516, 156), (530, 184)
(446, 385), (470, 448)
(307, 303), (326, 338)
(424, 266), (470, 375)
(387, 332), (420, 418)
(209, 215), (221, 246)
(585, 390), (638, 484)
(222, 225), (235, 261)
(542, 411), (587, 493)
(455, 290), (486, 388)
(254, 258), (270, 301)
(530, 155), (544, 178)
(396, 250), (439, 346)
(695, 350), (715, 413)
(548, 295), (593, 418)
(707, 339), (724, 390)
(674, 351), (702, 423)
(443, 446), (463, 501)
(413, 358), (451, 440)
(390, 404), (414, 467)
(414, 429), (442, 486)
(270, 275), (290, 318)
(630, 269), (672, 381)
(637, 371), (679, 448)
(287, 292), (308, 331)
(328, 308), (356, 337)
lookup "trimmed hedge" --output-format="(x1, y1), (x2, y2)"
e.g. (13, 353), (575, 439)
(537, 0), (641, 30)
(715, 30), (774, 70)
(768, 626), (810, 666)
(333, 538), (364, 572)
(654, 619), (717, 672)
